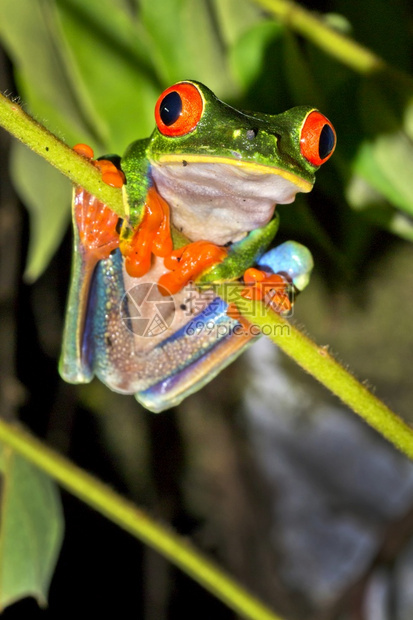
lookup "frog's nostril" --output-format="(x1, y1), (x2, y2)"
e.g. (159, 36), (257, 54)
(246, 128), (258, 140)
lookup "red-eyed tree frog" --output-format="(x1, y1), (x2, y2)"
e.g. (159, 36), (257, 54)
(59, 81), (336, 412)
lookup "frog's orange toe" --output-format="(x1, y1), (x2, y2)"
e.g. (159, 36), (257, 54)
(73, 143), (94, 159)
(73, 144), (125, 187)
(74, 188), (119, 261)
(243, 267), (266, 284)
(147, 188), (174, 257)
(122, 187), (174, 280)
(159, 241), (227, 295)
(124, 251), (152, 279)
(94, 159), (125, 188)
(242, 269), (292, 314)
(121, 224), (154, 279)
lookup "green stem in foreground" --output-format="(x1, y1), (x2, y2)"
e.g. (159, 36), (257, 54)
(220, 288), (413, 461)
(0, 418), (283, 620)
(0, 93), (124, 217)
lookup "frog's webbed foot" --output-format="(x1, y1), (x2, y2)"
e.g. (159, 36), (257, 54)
(158, 241), (228, 295)
(120, 186), (174, 278)
(157, 216), (280, 296)
(72, 144), (122, 263)
(242, 268), (293, 314)
(226, 269), (292, 334)
(227, 240), (314, 326)
(74, 143), (125, 189)
(226, 270), (292, 334)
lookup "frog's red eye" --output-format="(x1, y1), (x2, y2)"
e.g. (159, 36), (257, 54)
(155, 82), (204, 137)
(300, 111), (336, 166)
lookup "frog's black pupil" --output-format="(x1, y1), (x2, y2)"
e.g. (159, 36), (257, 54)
(319, 124), (335, 160)
(160, 91), (182, 126)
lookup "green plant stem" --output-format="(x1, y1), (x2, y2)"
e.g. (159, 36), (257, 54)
(0, 93), (124, 217)
(0, 417), (283, 620)
(221, 290), (413, 460)
(252, 0), (406, 79)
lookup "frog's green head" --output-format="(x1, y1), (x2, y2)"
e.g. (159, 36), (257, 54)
(150, 80), (335, 182)
(137, 81), (336, 244)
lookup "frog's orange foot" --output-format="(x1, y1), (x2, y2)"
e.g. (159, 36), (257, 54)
(73, 143), (125, 188)
(158, 241), (227, 295)
(73, 143), (94, 159)
(73, 145), (121, 261)
(95, 159), (125, 188)
(242, 268), (292, 314)
(74, 187), (119, 262)
(121, 187), (174, 279)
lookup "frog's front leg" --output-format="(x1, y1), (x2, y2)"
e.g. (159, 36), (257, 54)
(120, 186), (228, 294)
(157, 214), (280, 295)
(160, 214), (294, 314)
(119, 186), (174, 278)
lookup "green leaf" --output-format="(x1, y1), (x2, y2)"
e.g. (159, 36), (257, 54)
(0, 443), (63, 611)
(10, 143), (71, 281)
(282, 32), (321, 106)
(55, 0), (161, 153)
(0, 0), (96, 279)
(229, 20), (284, 93)
(140, 0), (236, 97)
(346, 174), (413, 241)
(211, 0), (264, 47)
(342, 75), (413, 225)
(351, 138), (413, 218)
(0, 0), (93, 141)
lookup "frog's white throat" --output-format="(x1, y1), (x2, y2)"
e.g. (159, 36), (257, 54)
(151, 161), (311, 246)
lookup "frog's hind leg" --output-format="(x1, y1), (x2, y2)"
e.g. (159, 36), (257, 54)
(59, 186), (119, 383)
(60, 145), (123, 383)
(136, 321), (255, 413)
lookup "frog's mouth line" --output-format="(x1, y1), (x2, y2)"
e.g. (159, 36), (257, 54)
(156, 153), (313, 194)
